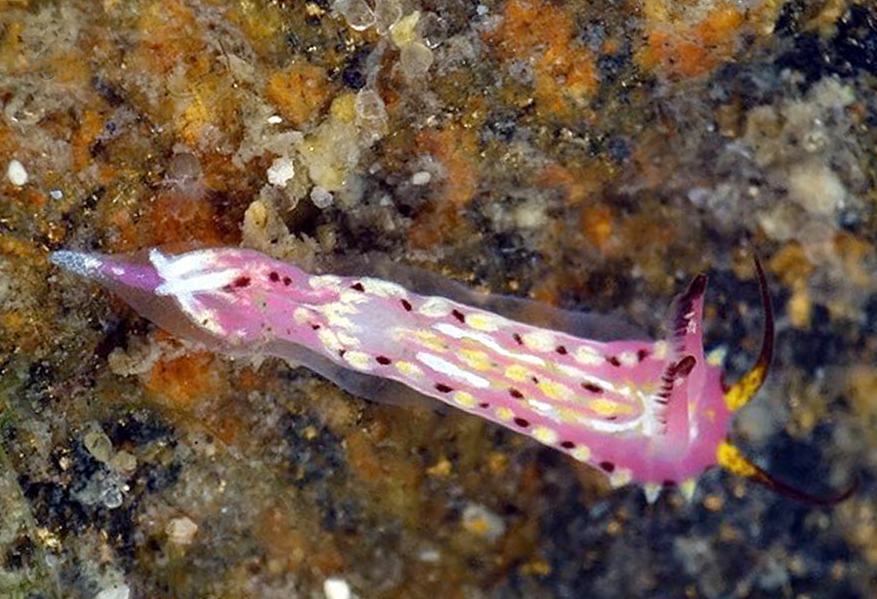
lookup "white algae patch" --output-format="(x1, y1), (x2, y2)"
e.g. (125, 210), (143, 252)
(7, 159), (28, 186)
(323, 577), (352, 599)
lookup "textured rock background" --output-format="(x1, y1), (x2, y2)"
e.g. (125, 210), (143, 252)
(0, 1), (875, 597)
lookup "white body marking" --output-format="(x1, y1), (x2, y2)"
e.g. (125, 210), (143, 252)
(415, 351), (491, 389)
(432, 323), (545, 367)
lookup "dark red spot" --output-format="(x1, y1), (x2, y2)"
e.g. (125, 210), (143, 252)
(269, 271), (280, 282)
(479, 402), (490, 409)
(310, 323), (321, 330)
(555, 345), (568, 355)
(512, 333), (523, 345)
(452, 309), (465, 323)
(560, 441), (575, 449)
(531, 376), (539, 384)
(599, 461), (615, 473)
(513, 417), (530, 428)
(376, 356), (391, 365)
(338, 349), (347, 357)
(637, 349), (649, 361)
(663, 480), (677, 488)
(674, 355), (697, 377)
(283, 276), (292, 286)
(435, 383), (453, 393)
(233, 276), (251, 288)
(401, 299), (412, 311)
(688, 274), (707, 298)
(581, 382), (603, 394)
(351, 282), (365, 292)
(508, 388), (524, 399)
(608, 356), (622, 367)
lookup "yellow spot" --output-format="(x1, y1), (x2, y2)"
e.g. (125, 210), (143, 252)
(574, 346), (603, 365)
(396, 360), (424, 379)
(505, 363), (531, 382)
(324, 313), (356, 330)
(679, 478), (697, 502)
(556, 407), (580, 424)
(418, 297), (452, 317)
(532, 426), (558, 444)
(293, 308), (311, 324)
(453, 391), (477, 408)
(619, 351), (638, 367)
(652, 340), (668, 360)
(609, 468), (632, 488)
(338, 290), (369, 305)
(459, 348), (491, 371)
(724, 364), (767, 411)
(317, 329), (341, 352)
(412, 330), (448, 352)
(310, 275), (342, 290)
(537, 380), (575, 401)
(522, 330), (556, 352)
(571, 445), (592, 461)
(589, 398), (632, 417)
(495, 407), (514, 421)
(336, 331), (360, 347)
(706, 347), (726, 366)
(716, 441), (762, 479)
(317, 302), (359, 328)
(343, 350), (372, 370)
(361, 277), (407, 297)
(466, 312), (502, 332)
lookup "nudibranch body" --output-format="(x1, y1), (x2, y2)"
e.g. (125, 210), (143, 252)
(52, 247), (828, 503)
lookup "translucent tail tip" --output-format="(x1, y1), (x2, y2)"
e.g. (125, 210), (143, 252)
(49, 250), (104, 277)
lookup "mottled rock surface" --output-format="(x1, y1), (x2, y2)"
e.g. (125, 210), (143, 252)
(1, 1), (875, 597)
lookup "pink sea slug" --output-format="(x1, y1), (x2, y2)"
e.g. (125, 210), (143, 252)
(50, 247), (852, 504)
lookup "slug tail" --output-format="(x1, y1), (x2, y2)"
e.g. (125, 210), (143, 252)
(724, 257), (774, 412)
(716, 442), (856, 506)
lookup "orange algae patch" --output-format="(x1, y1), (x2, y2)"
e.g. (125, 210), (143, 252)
(265, 62), (334, 127)
(142, 189), (226, 247)
(255, 504), (344, 575)
(145, 351), (222, 410)
(133, 0), (200, 76)
(637, 1), (746, 79)
(103, 207), (142, 254)
(489, 0), (598, 119)
(580, 204), (615, 251)
(533, 163), (599, 206)
(72, 110), (106, 171)
(833, 231), (873, 290)
(407, 126), (478, 248)
(228, 2), (288, 60)
(417, 127), (478, 208)
(768, 242), (815, 288)
(345, 422), (425, 523)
